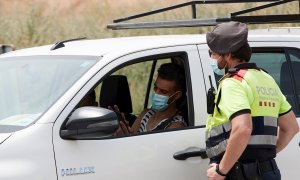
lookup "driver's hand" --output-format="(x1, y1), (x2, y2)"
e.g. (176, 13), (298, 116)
(109, 105), (133, 135)
(118, 120), (133, 135)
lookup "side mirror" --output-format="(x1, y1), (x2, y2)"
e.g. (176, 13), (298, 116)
(60, 107), (119, 140)
(0, 44), (15, 54)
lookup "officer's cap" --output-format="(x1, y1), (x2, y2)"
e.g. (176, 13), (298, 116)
(206, 21), (248, 54)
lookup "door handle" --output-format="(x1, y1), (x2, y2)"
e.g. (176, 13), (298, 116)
(173, 146), (208, 160)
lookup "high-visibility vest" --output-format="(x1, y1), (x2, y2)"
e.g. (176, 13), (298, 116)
(205, 63), (291, 162)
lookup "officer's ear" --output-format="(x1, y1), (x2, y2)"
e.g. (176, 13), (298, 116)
(223, 53), (230, 59)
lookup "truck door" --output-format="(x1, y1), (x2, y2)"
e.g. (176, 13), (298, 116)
(52, 45), (209, 180)
(249, 43), (300, 179)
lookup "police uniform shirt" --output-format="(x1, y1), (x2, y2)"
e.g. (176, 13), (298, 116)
(206, 68), (291, 131)
(206, 65), (292, 161)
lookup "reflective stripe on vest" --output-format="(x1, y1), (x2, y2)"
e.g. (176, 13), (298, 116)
(205, 121), (231, 139)
(263, 116), (277, 127)
(248, 135), (276, 145)
(206, 116), (277, 159)
(206, 139), (227, 158)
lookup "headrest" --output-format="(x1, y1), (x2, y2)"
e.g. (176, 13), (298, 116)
(100, 75), (133, 113)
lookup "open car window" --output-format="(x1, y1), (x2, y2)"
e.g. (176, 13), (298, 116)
(77, 53), (192, 137)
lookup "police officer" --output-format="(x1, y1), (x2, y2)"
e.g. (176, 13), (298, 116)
(205, 21), (299, 180)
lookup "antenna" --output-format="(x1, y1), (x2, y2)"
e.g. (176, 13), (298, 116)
(107, 0), (300, 30)
(51, 37), (86, 51)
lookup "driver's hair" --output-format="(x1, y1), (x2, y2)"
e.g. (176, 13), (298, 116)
(157, 63), (185, 92)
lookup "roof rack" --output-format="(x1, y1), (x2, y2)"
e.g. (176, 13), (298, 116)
(107, 0), (300, 30)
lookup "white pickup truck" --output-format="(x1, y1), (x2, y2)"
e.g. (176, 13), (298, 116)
(0, 28), (299, 180)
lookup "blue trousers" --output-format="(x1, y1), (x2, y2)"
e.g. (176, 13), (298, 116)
(226, 160), (281, 180)
(262, 168), (281, 180)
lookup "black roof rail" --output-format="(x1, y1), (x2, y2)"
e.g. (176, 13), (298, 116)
(51, 37), (86, 51)
(107, 0), (300, 30)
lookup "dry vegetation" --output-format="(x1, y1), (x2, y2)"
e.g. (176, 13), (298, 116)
(0, 0), (299, 113)
(0, 0), (299, 49)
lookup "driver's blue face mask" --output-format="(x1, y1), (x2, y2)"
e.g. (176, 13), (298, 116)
(151, 91), (177, 112)
(210, 58), (225, 76)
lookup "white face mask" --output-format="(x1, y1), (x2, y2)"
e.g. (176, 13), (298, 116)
(210, 58), (225, 76)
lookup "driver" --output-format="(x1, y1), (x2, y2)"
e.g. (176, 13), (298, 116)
(113, 63), (187, 135)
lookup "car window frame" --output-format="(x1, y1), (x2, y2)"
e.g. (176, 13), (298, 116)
(60, 50), (196, 139)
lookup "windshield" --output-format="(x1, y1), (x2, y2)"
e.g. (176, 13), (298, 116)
(0, 55), (98, 133)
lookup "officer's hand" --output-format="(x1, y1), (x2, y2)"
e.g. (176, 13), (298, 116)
(207, 163), (225, 180)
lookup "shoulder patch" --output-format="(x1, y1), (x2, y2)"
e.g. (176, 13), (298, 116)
(232, 75), (243, 82)
(237, 69), (248, 77)
(230, 69), (248, 82)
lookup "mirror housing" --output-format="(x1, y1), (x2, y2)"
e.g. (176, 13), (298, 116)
(0, 44), (15, 54)
(61, 107), (119, 140)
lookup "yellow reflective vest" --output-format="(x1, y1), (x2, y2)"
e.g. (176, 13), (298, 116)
(205, 63), (291, 162)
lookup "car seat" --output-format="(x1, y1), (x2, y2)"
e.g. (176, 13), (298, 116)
(100, 75), (136, 126)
